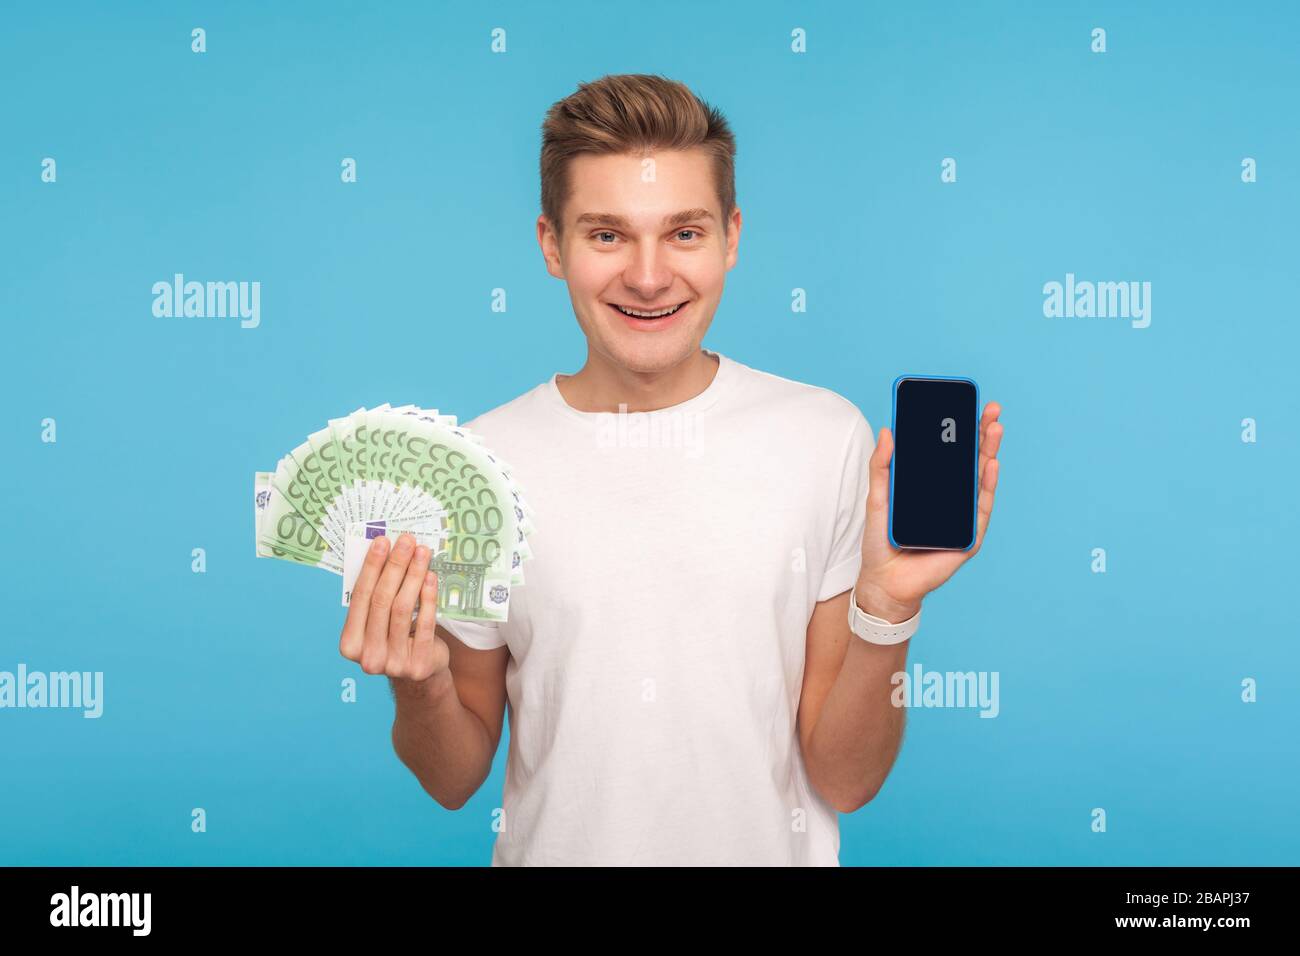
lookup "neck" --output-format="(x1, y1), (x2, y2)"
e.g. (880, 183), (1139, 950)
(556, 347), (719, 413)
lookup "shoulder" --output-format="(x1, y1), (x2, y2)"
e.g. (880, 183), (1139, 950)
(727, 357), (872, 439)
(459, 381), (551, 438)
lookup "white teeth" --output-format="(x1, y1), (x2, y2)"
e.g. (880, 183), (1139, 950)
(614, 302), (682, 318)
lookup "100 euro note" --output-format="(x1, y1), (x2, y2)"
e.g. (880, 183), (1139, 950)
(364, 409), (523, 620)
(303, 407), (461, 549)
(341, 514), (447, 606)
(257, 468), (514, 623)
(255, 407), (534, 623)
(255, 463), (342, 574)
(398, 405), (539, 549)
(361, 408), (527, 581)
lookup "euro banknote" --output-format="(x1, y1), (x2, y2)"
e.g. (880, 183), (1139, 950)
(255, 406), (534, 623)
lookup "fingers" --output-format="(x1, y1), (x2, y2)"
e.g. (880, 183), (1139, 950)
(980, 400), (1001, 429)
(867, 426), (892, 512)
(340, 534), (390, 662)
(968, 404), (1002, 555)
(360, 533), (417, 673)
(387, 544), (431, 671)
(978, 402), (1003, 484)
(408, 570), (442, 679)
(972, 457), (999, 552)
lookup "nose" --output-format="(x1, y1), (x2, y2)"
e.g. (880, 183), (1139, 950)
(620, 242), (675, 302)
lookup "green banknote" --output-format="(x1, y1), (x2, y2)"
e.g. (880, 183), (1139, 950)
(256, 459), (343, 574)
(255, 405), (534, 622)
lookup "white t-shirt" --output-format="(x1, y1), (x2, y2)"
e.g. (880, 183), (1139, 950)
(439, 348), (875, 865)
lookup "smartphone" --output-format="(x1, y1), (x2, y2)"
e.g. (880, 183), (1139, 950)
(888, 375), (980, 551)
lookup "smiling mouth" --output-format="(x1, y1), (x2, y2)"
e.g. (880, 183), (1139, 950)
(607, 300), (689, 319)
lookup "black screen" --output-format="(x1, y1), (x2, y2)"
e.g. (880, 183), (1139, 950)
(890, 377), (978, 550)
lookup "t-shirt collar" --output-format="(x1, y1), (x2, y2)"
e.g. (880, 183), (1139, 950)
(544, 348), (734, 421)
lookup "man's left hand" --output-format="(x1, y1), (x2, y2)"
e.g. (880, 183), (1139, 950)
(853, 401), (1004, 622)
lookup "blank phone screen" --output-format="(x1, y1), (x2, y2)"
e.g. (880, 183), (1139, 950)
(890, 377), (978, 550)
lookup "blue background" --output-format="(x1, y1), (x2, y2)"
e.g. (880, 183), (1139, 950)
(2, 0), (1296, 865)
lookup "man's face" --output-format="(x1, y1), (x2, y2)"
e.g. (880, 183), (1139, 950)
(539, 147), (741, 375)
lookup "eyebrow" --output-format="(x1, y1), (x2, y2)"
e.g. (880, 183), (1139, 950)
(574, 208), (715, 230)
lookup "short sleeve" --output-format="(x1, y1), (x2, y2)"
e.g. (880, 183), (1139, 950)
(439, 617), (506, 651)
(816, 409), (875, 603)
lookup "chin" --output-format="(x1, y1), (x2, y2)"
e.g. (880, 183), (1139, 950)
(606, 335), (697, 374)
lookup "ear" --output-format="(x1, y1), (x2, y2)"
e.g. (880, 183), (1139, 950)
(537, 215), (566, 279)
(723, 206), (742, 271)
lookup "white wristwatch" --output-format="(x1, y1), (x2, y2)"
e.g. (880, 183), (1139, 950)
(847, 585), (921, 645)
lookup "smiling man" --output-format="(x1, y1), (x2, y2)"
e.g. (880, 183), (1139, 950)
(340, 73), (1003, 865)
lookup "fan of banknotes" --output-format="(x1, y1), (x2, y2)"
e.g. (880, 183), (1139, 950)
(253, 404), (533, 623)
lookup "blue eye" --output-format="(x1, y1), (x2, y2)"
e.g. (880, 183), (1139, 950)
(592, 229), (699, 244)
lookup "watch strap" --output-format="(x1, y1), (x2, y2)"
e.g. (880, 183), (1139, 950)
(847, 585), (920, 645)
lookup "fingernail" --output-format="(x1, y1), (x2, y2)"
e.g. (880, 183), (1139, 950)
(396, 534), (412, 552)
(374, 536), (389, 552)
(425, 571), (436, 587)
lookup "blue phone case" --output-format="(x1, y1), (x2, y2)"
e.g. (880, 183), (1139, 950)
(888, 374), (980, 552)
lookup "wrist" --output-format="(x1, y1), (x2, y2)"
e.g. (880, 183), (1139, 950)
(852, 578), (921, 624)
(391, 667), (454, 704)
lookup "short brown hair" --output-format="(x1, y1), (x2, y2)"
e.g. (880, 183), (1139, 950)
(540, 74), (737, 242)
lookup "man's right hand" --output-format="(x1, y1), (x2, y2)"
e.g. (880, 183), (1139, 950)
(339, 532), (448, 686)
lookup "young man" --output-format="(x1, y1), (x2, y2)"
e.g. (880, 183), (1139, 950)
(339, 74), (1003, 865)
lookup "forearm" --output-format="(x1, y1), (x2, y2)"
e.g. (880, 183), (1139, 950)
(805, 587), (917, 813)
(390, 668), (494, 811)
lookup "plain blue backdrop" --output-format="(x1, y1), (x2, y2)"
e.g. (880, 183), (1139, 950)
(2, 0), (1297, 865)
